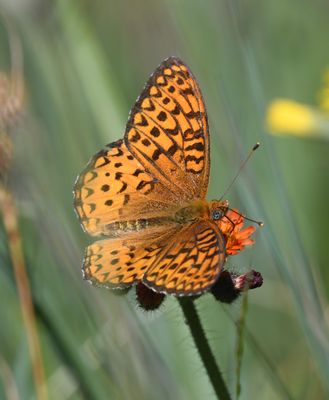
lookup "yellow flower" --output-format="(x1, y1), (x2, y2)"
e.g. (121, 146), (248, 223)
(267, 99), (316, 136)
(266, 99), (329, 139)
(266, 68), (329, 140)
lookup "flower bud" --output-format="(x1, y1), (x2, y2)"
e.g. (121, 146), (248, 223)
(211, 270), (263, 304)
(136, 282), (165, 311)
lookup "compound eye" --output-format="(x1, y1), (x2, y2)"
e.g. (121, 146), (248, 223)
(212, 209), (223, 220)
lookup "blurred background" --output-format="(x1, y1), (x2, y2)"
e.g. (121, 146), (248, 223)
(1, 0), (329, 399)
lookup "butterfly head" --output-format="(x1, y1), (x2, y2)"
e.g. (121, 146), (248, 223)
(210, 200), (229, 221)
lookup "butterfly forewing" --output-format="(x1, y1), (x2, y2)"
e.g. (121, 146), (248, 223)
(125, 57), (210, 200)
(74, 140), (180, 236)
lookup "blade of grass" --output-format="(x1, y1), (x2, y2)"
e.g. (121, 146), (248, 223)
(223, 305), (294, 400)
(0, 188), (47, 400)
(0, 356), (20, 400)
(226, 2), (329, 392)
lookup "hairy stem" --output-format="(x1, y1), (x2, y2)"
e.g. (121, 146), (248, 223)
(178, 298), (232, 400)
(235, 293), (248, 398)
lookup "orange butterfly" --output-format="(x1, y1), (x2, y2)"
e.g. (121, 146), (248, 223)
(74, 57), (255, 296)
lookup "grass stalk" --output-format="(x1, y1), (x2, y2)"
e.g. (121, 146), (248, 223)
(0, 188), (47, 400)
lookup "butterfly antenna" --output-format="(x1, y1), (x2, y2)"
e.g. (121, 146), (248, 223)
(219, 142), (260, 201)
(227, 207), (264, 227)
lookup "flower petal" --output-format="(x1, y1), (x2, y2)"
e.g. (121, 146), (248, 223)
(216, 209), (256, 255)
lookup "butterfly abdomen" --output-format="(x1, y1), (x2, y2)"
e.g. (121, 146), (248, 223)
(105, 216), (175, 237)
(104, 201), (208, 237)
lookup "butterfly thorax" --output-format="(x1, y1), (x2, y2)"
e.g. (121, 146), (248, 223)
(174, 199), (209, 223)
(174, 199), (229, 224)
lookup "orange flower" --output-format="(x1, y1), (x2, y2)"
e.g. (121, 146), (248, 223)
(217, 209), (256, 256)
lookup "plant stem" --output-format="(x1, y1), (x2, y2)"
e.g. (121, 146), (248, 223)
(178, 298), (232, 400)
(235, 293), (248, 399)
(0, 188), (47, 400)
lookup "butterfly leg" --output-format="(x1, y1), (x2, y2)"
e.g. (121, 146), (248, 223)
(221, 214), (237, 239)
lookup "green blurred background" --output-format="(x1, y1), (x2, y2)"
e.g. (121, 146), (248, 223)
(1, 0), (329, 399)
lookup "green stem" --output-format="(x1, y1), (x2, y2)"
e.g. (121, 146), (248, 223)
(235, 293), (248, 398)
(178, 298), (232, 400)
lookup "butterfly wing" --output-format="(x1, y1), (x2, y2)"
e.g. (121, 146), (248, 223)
(83, 220), (225, 296)
(125, 56), (210, 200)
(74, 57), (210, 236)
(83, 225), (181, 288)
(75, 57), (218, 295)
(143, 220), (226, 295)
(74, 140), (180, 236)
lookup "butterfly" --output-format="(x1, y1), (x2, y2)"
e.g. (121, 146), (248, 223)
(74, 57), (254, 296)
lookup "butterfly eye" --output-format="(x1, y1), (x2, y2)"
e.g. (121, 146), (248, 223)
(212, 209), (223, 220)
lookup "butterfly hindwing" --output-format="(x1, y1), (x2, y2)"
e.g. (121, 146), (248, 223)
(83, 225), (181, 288)
(83, 220), (225, 295)
(143, 220), (226, 295)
